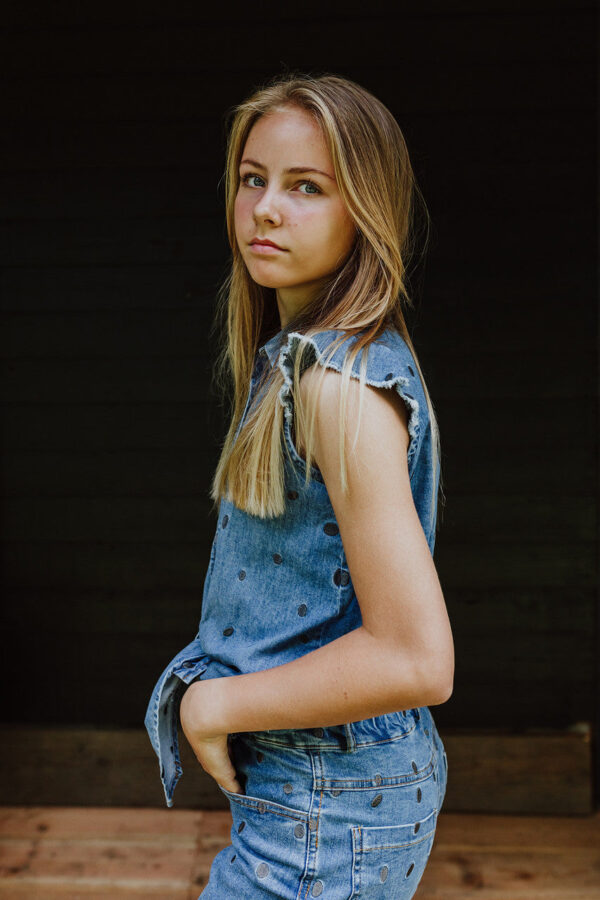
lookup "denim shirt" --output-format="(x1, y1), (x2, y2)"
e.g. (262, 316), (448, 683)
(144, 326), (440, 806)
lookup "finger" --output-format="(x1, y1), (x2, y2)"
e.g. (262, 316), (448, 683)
(215, 754), (243, 793)
(220, 776), (243, 794)
(199, 741), (244, 794)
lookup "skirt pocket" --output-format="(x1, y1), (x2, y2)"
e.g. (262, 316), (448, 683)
(216, 783), (309, 898)
(349, 807), (437, 899)
(218, 783), (308, 820)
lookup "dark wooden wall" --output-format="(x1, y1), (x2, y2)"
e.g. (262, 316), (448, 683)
(1, 1), (597, 803)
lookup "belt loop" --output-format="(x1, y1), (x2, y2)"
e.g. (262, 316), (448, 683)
(343, 722), (357, 753)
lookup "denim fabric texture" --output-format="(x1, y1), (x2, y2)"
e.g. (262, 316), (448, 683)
(144, 325), (447, 897)
(203, 706), (447, 899)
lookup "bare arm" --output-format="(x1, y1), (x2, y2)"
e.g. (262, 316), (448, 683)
(187, 367), (454, 737)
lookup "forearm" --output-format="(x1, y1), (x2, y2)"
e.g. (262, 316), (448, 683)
(197, 625), (444, 736)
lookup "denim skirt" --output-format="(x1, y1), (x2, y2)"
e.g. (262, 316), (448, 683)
(198, 705), (447, 899)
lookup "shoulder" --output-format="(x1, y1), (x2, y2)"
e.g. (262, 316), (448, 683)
(278, 326), (416, 380)
(300, 360), (411, 464)
(277, 326), (424, 472)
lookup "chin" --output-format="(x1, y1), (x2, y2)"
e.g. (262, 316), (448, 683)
(246, 272), (282, 289)
(244, 265), (288, 289)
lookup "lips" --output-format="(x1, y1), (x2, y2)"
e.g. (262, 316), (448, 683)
(250, 238), (285, 250)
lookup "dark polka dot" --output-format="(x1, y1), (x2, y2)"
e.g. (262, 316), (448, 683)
(407, 862), (414, 876)
(222, 514), (229, 528)
(238, 570), (246, 580)
(324, 521), (339, 536)
(333, 568), (350, 586)
(294, 823), (305, 838)
(287, 490), (299, 500)
(297, 603), (307, 617)
(414, 821), (420, 833)
(230, 853), (236, 862)
(407, 365), (415, 376)
(256, 862), (269, 877)
(283, 782), (293, 794)
(223, 626), (234, 636)
(273, 553), (282, 564)
(371, 793), (383, 807)
(256, 751), (264, 762)
(412, 761), (418, 773)
(313, 727), (324, 738)
(374, 774), (382, 786)
(311, 881), (323, 897)
(417, 787), (422, 802)
(384, 372), (394, 380)
(238, 821), (245, 833)
(380, 865), (389, 882)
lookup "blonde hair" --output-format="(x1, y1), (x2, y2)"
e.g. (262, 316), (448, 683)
(209, 70), (445, 531)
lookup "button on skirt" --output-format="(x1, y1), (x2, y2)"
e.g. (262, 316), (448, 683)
(197, 706), (447, 899)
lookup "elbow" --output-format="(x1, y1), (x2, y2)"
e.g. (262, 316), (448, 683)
(415, 651), (454, 707)
(428, 675), (453, 706)
(375, 627), (454, 707)
(422, 628), (455, 706)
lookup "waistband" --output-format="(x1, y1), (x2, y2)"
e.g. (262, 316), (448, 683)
(236, 706), (436, 751)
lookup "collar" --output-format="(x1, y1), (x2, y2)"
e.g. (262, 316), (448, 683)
(258, 328), (285, 366)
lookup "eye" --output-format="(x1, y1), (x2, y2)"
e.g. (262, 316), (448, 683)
(240, 172), (264, 188)
(297, 180), (321, 195)
(239, 173), (322, 195)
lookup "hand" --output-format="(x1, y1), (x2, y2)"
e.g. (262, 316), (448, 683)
(179, 679), (243, 794)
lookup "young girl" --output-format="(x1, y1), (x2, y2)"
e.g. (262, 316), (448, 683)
(145, 71), (453, 899)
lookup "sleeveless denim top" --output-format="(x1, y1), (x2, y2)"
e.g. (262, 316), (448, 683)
(145, 326), (440, 806)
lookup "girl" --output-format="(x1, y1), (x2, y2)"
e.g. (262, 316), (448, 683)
(145, 71), (454, 899)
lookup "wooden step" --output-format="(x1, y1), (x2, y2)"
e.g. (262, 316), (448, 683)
(0, 806), (599, 898)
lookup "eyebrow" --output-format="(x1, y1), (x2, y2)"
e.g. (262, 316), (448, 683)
(240, 158), (335, 181)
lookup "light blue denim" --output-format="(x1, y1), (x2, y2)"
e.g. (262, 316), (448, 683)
(144, 325), (447, 897)
(204, 709), (447, 898)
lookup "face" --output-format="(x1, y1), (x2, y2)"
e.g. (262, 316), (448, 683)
(234, 104), (357, 325)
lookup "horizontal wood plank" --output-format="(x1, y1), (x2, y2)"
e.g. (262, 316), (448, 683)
(0, 726), (593, 816)
(1, 804), (598, 898)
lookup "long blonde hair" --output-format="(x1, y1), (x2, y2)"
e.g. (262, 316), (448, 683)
(209, 71), (444, 531)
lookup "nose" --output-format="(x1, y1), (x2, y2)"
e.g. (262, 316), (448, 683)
(252, 184), (282, 225)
